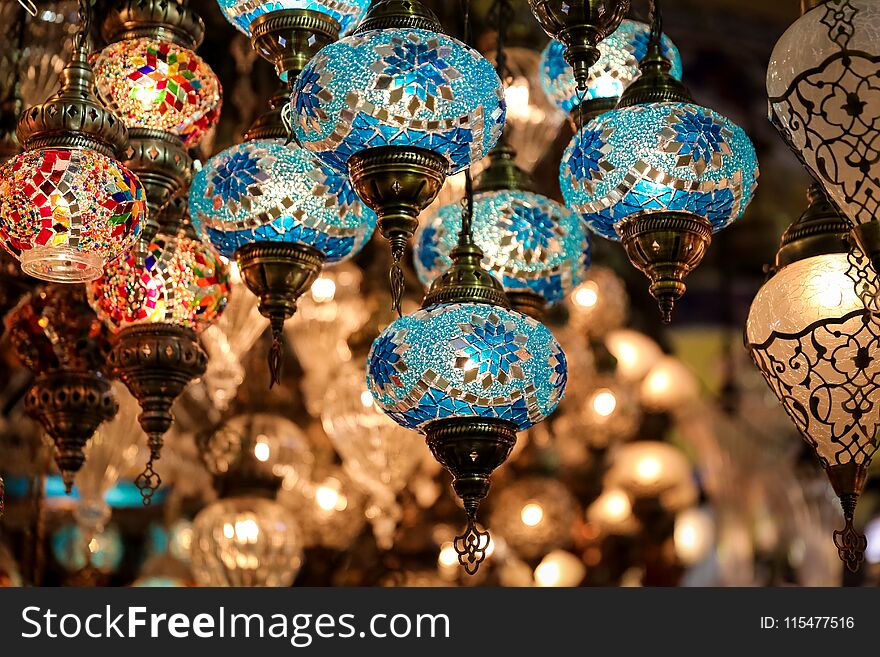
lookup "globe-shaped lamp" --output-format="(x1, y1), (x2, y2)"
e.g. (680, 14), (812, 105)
(217, 0), (371, 37)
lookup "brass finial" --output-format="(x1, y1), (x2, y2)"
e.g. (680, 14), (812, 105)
(244, 85), (291, 142)
(775, 183), (850, 268)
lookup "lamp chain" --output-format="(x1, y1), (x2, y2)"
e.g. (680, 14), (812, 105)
(74, 0), (93, 54)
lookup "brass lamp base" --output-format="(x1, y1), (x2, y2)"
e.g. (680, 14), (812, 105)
(125, 128), (193, 225)
(25, 372), (118, 493)
(425, 417), (517, 574)
(109, 323), (207, 503)
(826, 461), (870, 573)
(236, 241), (325, 388)
(348, 146), (447, 315)
(251, 9), (340, 80)
(617, 212), (713, 323)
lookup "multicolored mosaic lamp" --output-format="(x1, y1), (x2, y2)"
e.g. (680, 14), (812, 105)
(415, 141), (591, 319)
(539, 18), (682, 122)
(367, 174), (567, 574)
(5, 284), (118, 492)
(560, 4), (758, 321)
(190, 86), (376, 386)
(291, 0), (506, 314)
(767, 0), (880, 275)
(0, 0), (146, 283)
(528, 0), (629, 93)
(747, 184), (876, 572)
(90, 196), (230, 502)
(94, 0), (221, 219)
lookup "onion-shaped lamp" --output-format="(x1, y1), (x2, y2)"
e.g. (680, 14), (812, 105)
(190, 88), (376, 386)
(94, 0), (221, 219)
(366, 178), (566, 573)
(746, 183), (876, 572)
(415, 140), (591, 320)
(291, 0), (506, 314)
(767, 0), (880, 271)
(5, 284), (118, 492)
(560, 6), (758, 321)
(528, 0), (629, 93)
(0, 0), (146, 282)
(540, 18), (682, 123)
(90, 197), (229, 503)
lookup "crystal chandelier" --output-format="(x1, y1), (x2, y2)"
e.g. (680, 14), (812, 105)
(94, 0), (222, 218)
(190, 87), (376, 386)
(767, 0), (880, 271)
(0, 0), (146, 282)
(366, 168), (566, 573)
(90, 197), (230, 502)
(540, 18), (682, 121)
(746, 184), (877, 571)
(6, 284), (118, 492)
(561, 1), (758, 321)
(192, 413), (312, 586)
(290, 0), (506, 314)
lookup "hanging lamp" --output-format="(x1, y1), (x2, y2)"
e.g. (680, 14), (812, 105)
(5, 284), (118, 492)
(0, 0), (146, 283)
(290, 0), (506, 315)
(190, 85), (376, 386)
(767, 0), (880, 276)
(539, 18), (682, 124)
(746, 183), (876, 572)
(366, 170), (567, 574)
(528, 0), (629, 95)
(90, 196), (230, 503)
(94, 0), (221, 220)
(217, 0), (371, 42)
(560, 0), (758, 321)
(414, 0), (590, 320)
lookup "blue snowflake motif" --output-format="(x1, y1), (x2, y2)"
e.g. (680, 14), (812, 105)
(369, 331), (406, 391)
(672, 108), (728, 165)
(380, 38), (454, 104)
(566, 126), (607, 183)
(504, 204), (557, 253)
(316, 165), (361, 212)
(452, 315), (530, 387)
(294, 66), (325, 121)
(543, 40), (569, 82)
(210, 148), (263, 203)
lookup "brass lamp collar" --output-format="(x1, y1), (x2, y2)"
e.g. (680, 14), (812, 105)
(356, 0), (443, 34)
(101, 0), (206, 49)
(251, 9), (341, 81)
(616, 34), (692, 108)
(775, 183), (850, 269)
(473, 139), (536, 194)
(17, 47), (129, 158)
(423, 239), (511, 309)
(244, 86), (291, 142)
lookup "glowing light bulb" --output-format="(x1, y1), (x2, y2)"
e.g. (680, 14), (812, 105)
(635, 456), (662, 485)
(253, 440), (271, 463)
(234, 519), (259, 543)
(603, 489), (631, 522)
(360, 389), (375, 408)
(315, 485), (341, 512)
(573, 282), (599, 308)
(521, 502), (545, 527)
(674, 508), (714, 565)
(534, 550), (585, 587)
(591, 389), (617, 417)
(438, 542), (458, 568)
(505, 79), (533, 121)
(534, 560), (560, 586)
(310, 277), (337, 303)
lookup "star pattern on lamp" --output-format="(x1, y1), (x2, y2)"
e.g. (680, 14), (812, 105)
(660, 106), (733, 176)
(206, 145), (275, 215)
(367, 328), (410, 394)
(496, 201), (564, 265)
(450, 312), (530, 389)
(561, 123), (614, 194)
(373, 35), (459, 114)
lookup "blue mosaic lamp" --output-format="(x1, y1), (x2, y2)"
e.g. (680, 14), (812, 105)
(560, 8), (758, 321)
(190, 88), (376, 386)
(290, 0), (506, 314)
(540, 19), (683, 121)
(217, 0), (370, 37)
(367, 174), (567, 574)
(414, 142), (591, 318)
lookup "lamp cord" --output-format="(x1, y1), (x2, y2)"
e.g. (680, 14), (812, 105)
(458, 0), (476, 249)
(74, 0), (92, 54)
